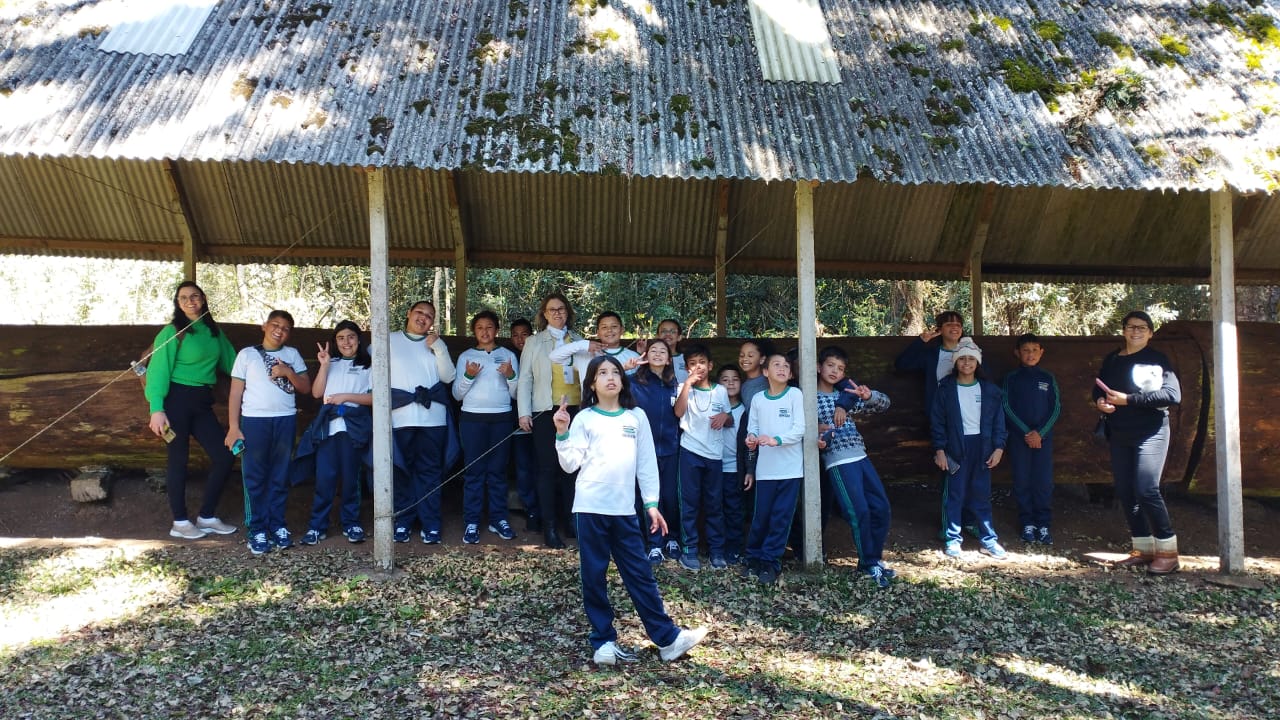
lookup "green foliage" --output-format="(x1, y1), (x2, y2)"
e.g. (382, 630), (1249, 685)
(1159, 34), (1191, 57)
(992, 16), (1013, 32)
(1245, 12), (1280, 46)
(1094, 31), (1135, 58)
(1001, 58), (1063, 109)
(939, 38), (965, 52)
(1190, 1), (1236, 28)
(1033, 21), (1064, 43)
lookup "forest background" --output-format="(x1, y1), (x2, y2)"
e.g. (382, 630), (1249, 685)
(3, 256), (1277, 336)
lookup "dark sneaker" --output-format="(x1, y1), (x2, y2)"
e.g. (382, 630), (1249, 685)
(864, 565), (891, 589)
(739, 558), (759, 579)
(709, 555), (728, 570)
(757, 566), (778, 585)
(462, 524), (480, 544)
(979, 541), (1008, 560)
(658, 627), (708, 661)
(664, 540), (680, 559)
(943, 540), (963, 558)
(876, 561), (897, 580)
(724, 552), (741, 566)
(344, 526), (366, 543)
(273, 527), (293, 550)
(1020, 525), (1037, 543)
(489, 520), (516, 540)
(248, 532), (271, 555)
(1037, 527), (1053, 545)
(678, 553), (702, 572)
(648, 547), (665, 566)
(421, 529), (441, 545)
(301, 529), (325, 546)
(593, 641), (640, 665)
(393, 526), (411, 543)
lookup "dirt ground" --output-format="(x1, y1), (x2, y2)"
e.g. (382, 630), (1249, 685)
(2, 467), (1278, 573)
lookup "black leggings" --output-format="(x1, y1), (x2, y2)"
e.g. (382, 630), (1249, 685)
(1109, 423), (1175, 540)
(533, 409), (576, 532)
(163, 383), (235, 521)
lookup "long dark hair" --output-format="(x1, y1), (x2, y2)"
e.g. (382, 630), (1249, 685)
(170, 281), (222, 337)
(333, 320), (372, 369)
(581, 355), (636, 409)
(632, 339), (675, 387)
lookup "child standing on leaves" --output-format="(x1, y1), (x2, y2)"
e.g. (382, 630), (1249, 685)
(554, 355), (709, 666)
(673, 344), (731, 571)
(1002, 333), (1061, 545)
(931, 338), (1008, 560)
(716, 364), (747, 566)
(629, 340), (682, 564)
(226, 310), (311, 555)
(815, 346), (895, 587)
(743, 354), (805, 585)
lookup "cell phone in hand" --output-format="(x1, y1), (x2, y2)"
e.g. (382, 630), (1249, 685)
(162, 426), (176, 443)
(1095, 378), (1112, 394)
(231, 438), (245, 456)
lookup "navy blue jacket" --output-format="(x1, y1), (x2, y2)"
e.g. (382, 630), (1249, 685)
(931, 376), (1007, 462)
(631, 370), (680, 457)
(1002, 366), (1061, 438)
(895, 338), (952, 423)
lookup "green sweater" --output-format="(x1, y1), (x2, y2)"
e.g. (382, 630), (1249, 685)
(144, 322), (237, 413)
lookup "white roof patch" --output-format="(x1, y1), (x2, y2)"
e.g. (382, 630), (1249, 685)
(748, 0), (841, 84)
(98, 0), (218, 57)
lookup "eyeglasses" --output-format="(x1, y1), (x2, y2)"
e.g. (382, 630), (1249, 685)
(178, 293), (203, 303)
(545, 305), (567, 314)
(1123, 325), (1151, 332)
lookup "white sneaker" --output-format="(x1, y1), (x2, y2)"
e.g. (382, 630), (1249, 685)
(169, 520), (207, 539)
(592, 641), (639, 665)
(196, 516), (237, 535)
(659, 627), (709, 662)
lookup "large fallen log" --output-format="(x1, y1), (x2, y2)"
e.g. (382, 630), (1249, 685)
(0, 322), (1270, 494)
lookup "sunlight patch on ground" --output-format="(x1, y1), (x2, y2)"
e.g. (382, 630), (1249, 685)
(0, 545), (183, 652)
(994, 654), (1155, 704)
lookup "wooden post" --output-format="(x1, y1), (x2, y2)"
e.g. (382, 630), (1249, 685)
(795, 180), (822, 567)
(368, 168), (395, 572)
(1210, 190), (1244, 574)
(446, 171), (468, 334)
(715, 179), (729, 337)
(966, 185), (996, 334)
(162, 159), (200, 281)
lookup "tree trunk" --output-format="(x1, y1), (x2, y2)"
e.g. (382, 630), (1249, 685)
(894, 280), (925, 335)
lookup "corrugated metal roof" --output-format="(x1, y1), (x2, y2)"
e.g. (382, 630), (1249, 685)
(0, 0), (1276, 191)
(748, 0), (842, 84)
(97, 1), (219, 57)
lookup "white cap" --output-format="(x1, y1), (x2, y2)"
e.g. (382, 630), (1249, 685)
(953, 337), (982, 364)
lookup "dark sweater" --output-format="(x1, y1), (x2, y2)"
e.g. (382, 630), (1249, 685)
(1002, 365), (1061, 438)
(1093, 346), (1181, 445)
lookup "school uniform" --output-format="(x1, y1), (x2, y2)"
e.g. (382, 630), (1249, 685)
(720, 400), (746, 562)
(454, 346), (519, 529)
(306, 357), (371, 534)
(818, 388), (891, 569)
(745, 386), (806, 573)
(389, 331), (456, 536)
(678, 384), (730, 559)
(232, 344), (308, 537)
(931, 376), (1007, 544)
(557, 407), (681, 651)
(631, 370), (681, 552)
(1002, 365), (1061, 530)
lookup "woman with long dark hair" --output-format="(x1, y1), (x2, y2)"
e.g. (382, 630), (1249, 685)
(144, 281), (238, 539)
(1093, 311), (1182, 574)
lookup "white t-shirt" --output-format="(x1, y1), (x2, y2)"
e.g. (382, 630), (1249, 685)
(747, 386), (806, 481)
(721, 401), (745, 473)
(679, 384), (730, 460)
(231, 345), (309, 418)
(958, 381), (982, 436)
(453, 346), (518, 413)
(935, 347), (957, 382)
(389, 331), (455, 429)
(321, 357), (372, 435)
(558, 406), (659, 516)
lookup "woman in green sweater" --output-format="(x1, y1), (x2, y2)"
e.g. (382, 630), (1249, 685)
(144, 281), (239, 539)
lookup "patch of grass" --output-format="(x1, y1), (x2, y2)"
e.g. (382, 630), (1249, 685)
(668, 94), (693, 117)
(1001, 57), (1063, 110)
(939, 38), (965, 52)
(482, 91), (511, 115)
(1094, 31), (1135, 59)
(888, 41), (927, 59)
(1160, 34), (1191, 57)
(1191, 1), (1236, 28)
(992, 16), (1013, 32)
(1245, 12), (1280, 46)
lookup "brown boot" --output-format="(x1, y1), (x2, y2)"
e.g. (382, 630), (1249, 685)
(1112, 536), (1154, 568)
(1147, 535), (1180, 575)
